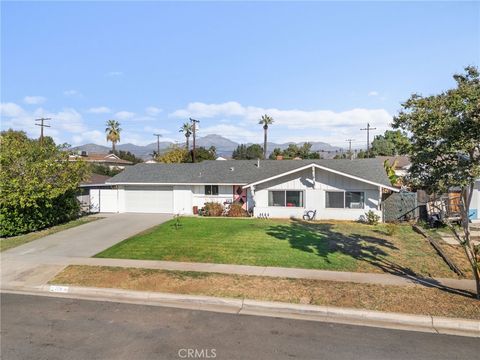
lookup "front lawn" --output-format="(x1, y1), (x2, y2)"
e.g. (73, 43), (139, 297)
(0, 216), (100, 252)
(95, 217), (465, 278)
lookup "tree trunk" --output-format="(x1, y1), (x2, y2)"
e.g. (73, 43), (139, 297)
(112, 141), (116, 153)
(263, 126), (268, 159)
(186, 136), (190, 151)
(457, 184), (480, 298)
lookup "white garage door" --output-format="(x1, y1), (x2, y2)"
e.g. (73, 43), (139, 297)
(99, 189), (118, 213)
(125, 186), (173, 213)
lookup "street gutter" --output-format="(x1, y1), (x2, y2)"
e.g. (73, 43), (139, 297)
(2, 285), (479, 338)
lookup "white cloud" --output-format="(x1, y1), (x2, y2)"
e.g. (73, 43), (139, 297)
(106, 71), (123, 77)
(87, 106), (111, 114)
(170, 101), (393, 145)
(0, 102), (25, 117)
(23, 96), (47, 105)
(63, 89), (82, 97)
(170, 101), (246, 119)
(33, 107), (86, 133)
(72, 130), (105, 146)
(114, 111), (135, 120)
(368, 91), (379, 97)
(145, 106), (163, 116)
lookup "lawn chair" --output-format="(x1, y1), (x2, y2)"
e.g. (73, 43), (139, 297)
(303, 210), (316, 221)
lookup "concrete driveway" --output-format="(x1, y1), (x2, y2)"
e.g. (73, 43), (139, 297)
(1, 213), (172, 289)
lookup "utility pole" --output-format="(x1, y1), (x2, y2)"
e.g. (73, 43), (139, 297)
(345, 139), (354, 160)
(190, 118), (200, 163)
(360, 123), (376, 157)
(153, 133), (162, 157)
(35, 117), (51, 145)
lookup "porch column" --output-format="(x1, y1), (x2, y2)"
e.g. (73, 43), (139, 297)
(378, 187), (382, 210)
(311, 166), (316, 189)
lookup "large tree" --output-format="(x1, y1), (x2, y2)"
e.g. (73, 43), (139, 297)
(179, 122), (192, 150)
(393, 66), (480, 297)
(258, 114), (274, 159)
(232, 144), (264, 160)
(0, 130), (89, 236)
(371, 130), (411, 156)
(105, 119), (121, 152)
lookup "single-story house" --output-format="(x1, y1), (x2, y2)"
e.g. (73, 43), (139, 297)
(376, 156), (411, 177)
(78, 173), (112, 213)
(82, 159), (403, 221)
(69, 152), (133, 169)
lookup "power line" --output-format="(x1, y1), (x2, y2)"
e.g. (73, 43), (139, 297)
(360, 123), (376, 156)
(190, 118), (200, 163)
(35, 117), (51, 145)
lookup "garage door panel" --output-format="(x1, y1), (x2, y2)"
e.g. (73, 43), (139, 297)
(99, 189), (118, 213)
(125, 186), (173, 213)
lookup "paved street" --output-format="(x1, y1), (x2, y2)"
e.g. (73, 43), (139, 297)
(2, 293), (479, 360)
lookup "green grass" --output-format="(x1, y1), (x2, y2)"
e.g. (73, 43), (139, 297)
(0, 216), (100, 252)
(95, 217), (460, 278)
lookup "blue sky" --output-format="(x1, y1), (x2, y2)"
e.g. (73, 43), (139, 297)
(1, 1), (478, 148)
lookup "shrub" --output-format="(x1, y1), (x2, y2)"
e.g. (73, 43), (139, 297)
(385, 223), (398, 236)
(364, 210), (380, 225)
(203, 202), (224, 217)
(227, 203), (248, 217)
(0, 130), (88, 237)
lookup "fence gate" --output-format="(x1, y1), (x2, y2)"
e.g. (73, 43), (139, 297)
(382, 192), (418, 222)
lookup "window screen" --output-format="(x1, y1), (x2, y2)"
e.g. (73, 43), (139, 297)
(345, 192), (364, 209)
(205, 185), (219, 195)
(286, 191), (303, 207)
(268, 191), (285, 207)
(326, 192), (344, 208)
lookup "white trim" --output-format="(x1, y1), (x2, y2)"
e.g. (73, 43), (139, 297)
(243, 164), (399, 192)
(106, 182), (247, 186)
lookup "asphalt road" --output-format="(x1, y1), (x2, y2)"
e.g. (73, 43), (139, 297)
(1, 293), (479, 360)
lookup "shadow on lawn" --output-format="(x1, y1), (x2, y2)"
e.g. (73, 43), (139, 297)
(266, 219), (475, 298)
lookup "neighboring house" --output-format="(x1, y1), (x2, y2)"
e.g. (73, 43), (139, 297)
(69, 152), (133, 169)
(376, 156), (411, 177)
(471, 179), (480, 221)
(86, 159), (399, 221)
(78, 173), (112, 212)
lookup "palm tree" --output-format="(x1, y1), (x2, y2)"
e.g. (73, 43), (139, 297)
(105, 119), (121, 153)
(179, 122), (193, 150)
(258, 114), (274, 159)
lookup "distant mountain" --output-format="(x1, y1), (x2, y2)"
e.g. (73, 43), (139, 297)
(196, 134), (238, 154)
(70, 143), (110, 154)
(71, 134), (342, 159)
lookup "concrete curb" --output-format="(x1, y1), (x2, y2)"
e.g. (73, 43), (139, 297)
(2, 285), (479, 338)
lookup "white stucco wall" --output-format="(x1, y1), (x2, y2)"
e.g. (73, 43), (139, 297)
(192, 184), (234, 209)
(252, 167), (382, 221)
(173, 185), (193, 215)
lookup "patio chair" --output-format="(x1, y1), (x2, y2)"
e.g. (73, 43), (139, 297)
(303, 210), (316, 221)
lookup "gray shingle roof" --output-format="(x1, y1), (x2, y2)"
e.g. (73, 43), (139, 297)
(107, 159), (394, 188)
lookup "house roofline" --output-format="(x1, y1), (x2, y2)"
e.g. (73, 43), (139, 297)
(105, 182), (248, 186)
(243, 163), (400, 192)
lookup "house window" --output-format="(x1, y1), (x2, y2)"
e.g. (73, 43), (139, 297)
(268, 191), (304, 207)
(325, 191), (365, 209)
(346, 191), (365, 209)
(205, 185), (219, 195)
(325, 192), (344, 208)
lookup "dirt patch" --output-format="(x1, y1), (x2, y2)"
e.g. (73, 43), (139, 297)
(51, 265), (480, 320)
